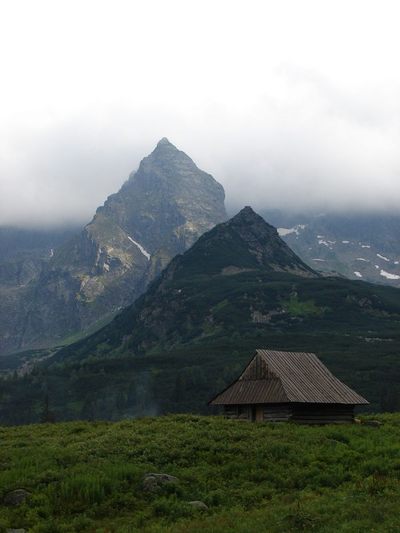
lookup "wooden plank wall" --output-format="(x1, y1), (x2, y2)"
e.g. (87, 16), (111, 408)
(291, 405), (355, 424)
(224, 404), (355, 424)
(224, 405), (251, 420)
(263, 405), (292, 422)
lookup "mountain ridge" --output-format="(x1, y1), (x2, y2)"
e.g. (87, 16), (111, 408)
(0, 139), (227, 355)
(2, 206), (400, 423)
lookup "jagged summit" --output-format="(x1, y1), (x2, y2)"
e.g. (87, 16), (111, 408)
(143, 137), (197, 172)
(227, 205), (280, 240)
(1, 140), (227, 354)
(237, 205), (255, 215)
(156, 137), (173, 147)
(230, 205), (274, 227)
(166, 207), (318, 280)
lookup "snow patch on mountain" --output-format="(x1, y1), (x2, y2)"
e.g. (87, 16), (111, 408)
(128, 236), (151, 260)
(277, 224), (306, 237)
(380, 269), (400, 280)
(377, 253), (390, 262)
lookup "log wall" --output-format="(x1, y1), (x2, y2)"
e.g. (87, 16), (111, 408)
(263, 405), (292, 422)
(224, 403), (355, 424)
(291, 404), (355, 424)
(224, 405), (251, 420)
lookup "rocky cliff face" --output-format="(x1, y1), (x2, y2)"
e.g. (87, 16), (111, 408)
(0, 139), (227, 354)
(56, 206), (319, 360)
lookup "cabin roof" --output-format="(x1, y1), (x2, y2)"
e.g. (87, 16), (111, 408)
(209, 349), (368, 406)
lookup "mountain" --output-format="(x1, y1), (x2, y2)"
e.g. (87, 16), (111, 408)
(0, 226), (79, 287)
(261, 210), (400, 286)
(0, 226), (80, 363)
(3, 207), (400, 424)
(0, 139), (227, 355)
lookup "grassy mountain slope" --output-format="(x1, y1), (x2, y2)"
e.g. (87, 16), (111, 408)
(1, 414), (400, 532)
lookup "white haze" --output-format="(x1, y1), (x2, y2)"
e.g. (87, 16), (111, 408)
(1, 0), (400, 227)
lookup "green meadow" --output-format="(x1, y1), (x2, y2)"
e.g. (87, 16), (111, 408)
(1, 414), (400, 532)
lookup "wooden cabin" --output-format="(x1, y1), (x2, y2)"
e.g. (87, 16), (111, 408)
(209, 349), (368, 424)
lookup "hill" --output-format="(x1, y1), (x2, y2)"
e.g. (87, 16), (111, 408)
(2, 207), (400, 424)
(1, 414), (399, 532)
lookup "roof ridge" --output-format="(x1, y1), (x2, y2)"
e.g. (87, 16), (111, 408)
(210, 349), (368, 406)
(256, 348), (368, 405)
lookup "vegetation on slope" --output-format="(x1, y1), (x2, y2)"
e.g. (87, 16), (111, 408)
(1, 414), (400, 532)
(2, 208), (400, 423)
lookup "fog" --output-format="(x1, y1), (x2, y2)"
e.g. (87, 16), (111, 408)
(1, 0), (400, 227)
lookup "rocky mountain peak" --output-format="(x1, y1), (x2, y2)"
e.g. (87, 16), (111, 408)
(229, 205), (275, 227)
(227, 206), (282, 243)
(171, 207), (318, 279)
(156, 137), (173, 147)
(140, 138), (196, 174)
(2, 140), (227, 354)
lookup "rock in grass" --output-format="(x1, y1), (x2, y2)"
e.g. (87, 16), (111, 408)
(362, 420), (382, 427)
(3, 489), (31, 506)
(188, 500), (208, 510)
(142, 473), (178, 492)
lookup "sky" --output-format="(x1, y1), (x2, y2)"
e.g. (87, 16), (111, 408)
(1, 0), (400, 227)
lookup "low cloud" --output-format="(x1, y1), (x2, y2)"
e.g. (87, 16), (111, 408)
(2, 73), (400, 228)
(1, 1), (400, 226)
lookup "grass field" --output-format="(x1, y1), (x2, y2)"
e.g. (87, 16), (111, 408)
(1, 414), (400, 532)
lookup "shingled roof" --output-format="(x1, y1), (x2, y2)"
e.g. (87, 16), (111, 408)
(209, 349), (368, 405)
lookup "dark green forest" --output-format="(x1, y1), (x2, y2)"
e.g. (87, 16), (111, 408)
(2, 272), (400, 424)
(2, 209), (400, 424)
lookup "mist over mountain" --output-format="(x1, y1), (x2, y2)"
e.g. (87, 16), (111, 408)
(2, 116), (400, 229)
(2, 2), (400, 226)
(261, 210), (400, 287)
(0, 139), (227, 355)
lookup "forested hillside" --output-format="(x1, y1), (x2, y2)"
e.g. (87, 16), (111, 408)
(2, 208), (400, 424)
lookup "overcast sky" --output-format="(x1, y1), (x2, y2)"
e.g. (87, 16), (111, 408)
(1, 0), (400, 227)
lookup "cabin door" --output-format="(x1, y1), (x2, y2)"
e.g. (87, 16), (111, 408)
(251, 405), (264, 422)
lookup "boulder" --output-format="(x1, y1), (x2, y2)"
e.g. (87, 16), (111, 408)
(188, 500), (208, 510)
(362, 420), (382, 427)
(3, 489), (31, 506)
(142, 473), (178, 492)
